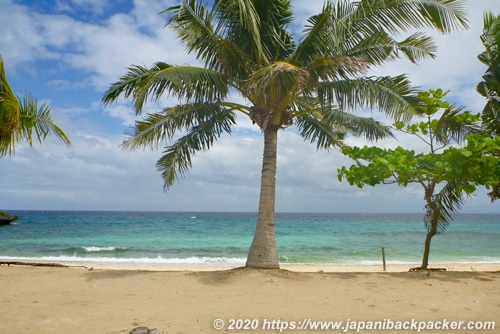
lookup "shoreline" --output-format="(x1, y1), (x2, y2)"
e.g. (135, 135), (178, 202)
(2, 259), (499, 272)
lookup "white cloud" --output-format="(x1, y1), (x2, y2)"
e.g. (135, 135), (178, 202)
(0, 1), (48, 67)
(54, 0), (109, 15)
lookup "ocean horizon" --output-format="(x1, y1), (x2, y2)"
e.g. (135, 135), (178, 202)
(1, 210), (499, 268)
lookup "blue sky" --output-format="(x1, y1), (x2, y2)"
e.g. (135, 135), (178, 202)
(1, 0), (499, 213)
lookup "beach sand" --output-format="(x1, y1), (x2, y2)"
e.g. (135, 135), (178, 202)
(1, 263), (499, 334)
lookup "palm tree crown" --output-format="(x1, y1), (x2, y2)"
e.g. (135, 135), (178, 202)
(102, 0), (468, 269)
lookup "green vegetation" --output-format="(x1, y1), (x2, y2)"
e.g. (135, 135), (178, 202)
(102, 0), (468, 269)
(339, 89), (500, 270)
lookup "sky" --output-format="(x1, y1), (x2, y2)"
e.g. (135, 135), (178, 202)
(1, 0), (499, 214)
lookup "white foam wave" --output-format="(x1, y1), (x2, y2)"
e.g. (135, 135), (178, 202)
(0, 255), (247, 266)
(82, 246), (124, 252)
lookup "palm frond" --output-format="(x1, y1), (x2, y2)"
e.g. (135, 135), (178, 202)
(322, 108), (394, 142)
(354, 0), (468, 35)
(477, 11), (500, 136)
(0, 92), (73, 156)
(345, 30), (437, 66)
(397, 32), (437, 63)
(165, 0), (219, 63)
(294, 3), (329, 55)
(101, 63), (151, 110)
(478, 11), (500, 67)
(213, 0), (262, 49)
(292, 0), (467, 68)
(480, 97), (500, 136)
(152, 65), (229, 102)
(122, 103), (236, 151)
(425, 179), (469, 232)
(101, 63), (229, 114)
(295, 111), (346, 150)
(250, 0), (295, 61)
(122, 112), (171, 151)
(305, 54), (369, 85)
(345, 30), (400, 67)
(317, 74), (419, 122)
(434, 107), (482, 145)
(155, 107), (236, 190)
(0, 54), (20, 151)
(293, 96), (392, 147)
(292, 0), (351, 65)
(164, 0), (260, 78)
(212, 0), (295, 68)
(17, 93), (71, 146)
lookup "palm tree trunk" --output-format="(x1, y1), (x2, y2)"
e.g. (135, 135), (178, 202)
(246, 127), (279, 269)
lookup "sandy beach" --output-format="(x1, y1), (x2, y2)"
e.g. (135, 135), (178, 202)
(1, 263), (499, 334)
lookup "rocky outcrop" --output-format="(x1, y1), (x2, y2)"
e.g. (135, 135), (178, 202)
(0, 211), (18, 225)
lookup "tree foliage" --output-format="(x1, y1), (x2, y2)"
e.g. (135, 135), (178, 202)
(339, 133), (500, 196)
(338, 89), (499, 269)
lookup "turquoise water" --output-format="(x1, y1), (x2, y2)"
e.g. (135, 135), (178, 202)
(0, 211), (499, 267)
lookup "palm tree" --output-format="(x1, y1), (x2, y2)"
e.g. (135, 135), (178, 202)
(102, 0), (468, 269)
(0, 54), (71, 156)
(477, 11), (500, 136)
(477, 11), (500, 201)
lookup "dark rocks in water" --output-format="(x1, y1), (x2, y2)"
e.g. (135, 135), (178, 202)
(0, 211), (18, 225)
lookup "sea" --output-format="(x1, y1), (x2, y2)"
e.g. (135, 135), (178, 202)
(0, 211), (499, 268)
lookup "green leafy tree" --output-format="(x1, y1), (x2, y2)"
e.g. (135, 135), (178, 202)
(339, 89), (500, 270)
(0, 54), (71, 156)
(102, 0), (468, 269)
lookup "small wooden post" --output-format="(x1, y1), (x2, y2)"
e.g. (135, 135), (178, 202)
(381, 247), (386, 271)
